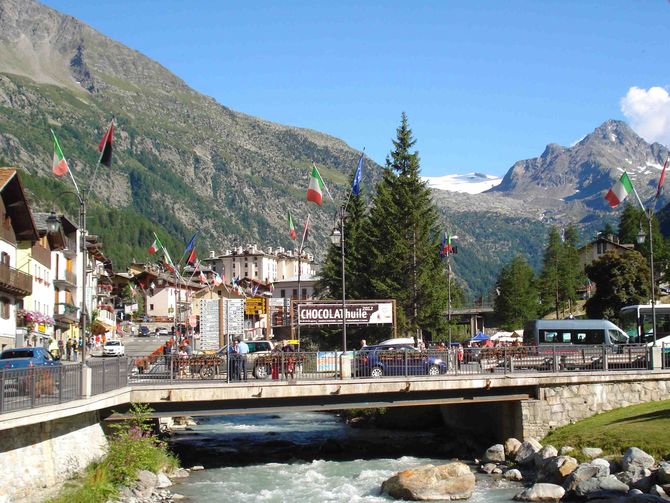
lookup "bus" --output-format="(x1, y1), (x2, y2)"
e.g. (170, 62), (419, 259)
(618, 304), (670, 344)
(522, 319), (630, 347)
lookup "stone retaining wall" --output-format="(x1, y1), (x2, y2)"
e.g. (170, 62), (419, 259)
(521, 379), (670, 440)
(0, 411), (107, 502)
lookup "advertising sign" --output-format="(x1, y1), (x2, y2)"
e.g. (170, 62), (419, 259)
(298, 301), (394, 326)
(245, 297), (266, 315)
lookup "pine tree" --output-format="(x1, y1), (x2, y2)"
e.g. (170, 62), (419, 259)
(358, 113), (449, 340)
(494, 254), (540, 329)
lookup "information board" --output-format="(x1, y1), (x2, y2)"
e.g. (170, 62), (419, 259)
(199, 299), (220, 351)
(245, 297), (266, 315)
(224, 299), (245, 336)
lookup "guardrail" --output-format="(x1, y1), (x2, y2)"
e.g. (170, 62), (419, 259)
(0, 345), (656, 415)
(0, 364), (82, 413)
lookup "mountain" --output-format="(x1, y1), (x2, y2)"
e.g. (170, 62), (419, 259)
(0, 0), (381, 268)
(430, 120), (670, 297)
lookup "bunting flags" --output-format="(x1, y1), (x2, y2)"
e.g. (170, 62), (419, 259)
(213, 273), (223, 287)
(605, 172), (634, 208)
(352, 153), (363, 196)
(300, 214), (311, 248)
(440, 233), (458, 259)
(288, 210), (297, 240)
(186, 248), (197, 265)
(656, 156), (669, 200)
(148, 235), (162, 255)
(98, 120), (114, 167)
(306, 163), (325, 205)
(51, 130), (69, 177)
(183, 233), (197, 255)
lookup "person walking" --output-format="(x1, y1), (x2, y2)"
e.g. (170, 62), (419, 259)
(57, 338), (64, 359)
(282, 340), (296, 380)
(228, 339), (240, 380)
(237, 338), (249, 381)
(65, 338), (72, 361)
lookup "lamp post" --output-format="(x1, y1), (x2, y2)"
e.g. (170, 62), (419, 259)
(47, 193), (88, 366)
(637, 210), (657, 345)
(330, 206), (347, 352)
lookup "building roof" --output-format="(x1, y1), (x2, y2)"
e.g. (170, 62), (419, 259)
(0, 168), (38, 242)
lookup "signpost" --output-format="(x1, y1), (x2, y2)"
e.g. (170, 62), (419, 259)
(297, 300), (394, 326)
(245, 297), (265, 315)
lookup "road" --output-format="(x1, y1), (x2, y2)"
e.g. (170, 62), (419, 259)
(88, 334), (170, 359)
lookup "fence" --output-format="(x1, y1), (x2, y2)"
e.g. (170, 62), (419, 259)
(88, 357), (128, 395)
(0, 364), (82, 413)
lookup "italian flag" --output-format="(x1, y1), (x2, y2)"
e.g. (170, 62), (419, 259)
(288, 210), (296, 240)
(306, 163), (325, 206)
(605, 172), (634, 208)
(148, 235), (162, 255)
(51, 130), (69, 177)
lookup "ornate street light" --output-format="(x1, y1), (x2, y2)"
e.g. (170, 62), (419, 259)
(46, 211), (60, 234)
(330, 207), (347, 352)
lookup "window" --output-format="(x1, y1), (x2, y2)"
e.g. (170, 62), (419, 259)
(0, 297), (10, 319)
(0, 252), (9, 266)
(280, 289), (285, 298)
(150, 304), (154, 311)
(540, 331), (558, 343)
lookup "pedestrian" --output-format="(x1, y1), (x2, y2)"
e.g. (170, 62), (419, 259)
(66, 338), (72, 361)
(72, 340), (78, 362)
(237, 338), (249, 381)
(271, 344), (282, 380)
(282, 340), (296, 380)
(360, 339), (367, 350)
(57, 339), (64, 359)
(229, 339), (240, 380)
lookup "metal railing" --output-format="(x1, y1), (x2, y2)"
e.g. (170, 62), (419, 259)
(88, 357), (128, 395)
(0, 345), (656, 415)
(0, 364), (82, 413)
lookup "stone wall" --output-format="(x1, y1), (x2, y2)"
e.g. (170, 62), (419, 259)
(521, 379), (670, 440)
(0, 411), (107, 502)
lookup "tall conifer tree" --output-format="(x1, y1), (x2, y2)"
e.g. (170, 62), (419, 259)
(358, 113), (449, 340)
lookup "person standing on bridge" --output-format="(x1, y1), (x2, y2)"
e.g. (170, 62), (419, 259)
(237, 338), (249, 381)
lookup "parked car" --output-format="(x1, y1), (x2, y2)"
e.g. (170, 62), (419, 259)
(156, 327), (170, 336)
(102, 340), (125, 357)
(354, 344), (447, 378)
(0, 347), (61, 369)
(191, 340), (275, 379)
(138, 325), (150, 337)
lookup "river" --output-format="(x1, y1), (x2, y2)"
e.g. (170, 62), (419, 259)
(167, 412), (523, 502)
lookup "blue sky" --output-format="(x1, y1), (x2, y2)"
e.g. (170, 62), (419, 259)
(43, 1), (670, 177)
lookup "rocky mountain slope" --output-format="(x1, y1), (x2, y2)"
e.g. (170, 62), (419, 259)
(0, 0), (666, 299)
(0, 0), (380, 267)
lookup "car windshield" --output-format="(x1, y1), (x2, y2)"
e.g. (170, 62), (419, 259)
(1, 349), (34, 359)
(105, 341), (121, 346)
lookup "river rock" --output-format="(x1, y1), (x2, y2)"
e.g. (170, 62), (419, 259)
(168, 468), (190, 479)
(136, 470), (158, 490)
(538, 456), (578, 484)
(480, 463), (496, 474)
(505, 438), (522, 457)
(651, 484), (670, 501)
(587, 458), (611, 478)
(574, 475), (629, 497)
(483, 444), (505, 463)
(620, 494), (669, 503)
(657, 462), (670, 485)
(515, 438), (543, 465)
(563, 464), (601, 493)
(190, 465), (205, 471)
(504, 469), (523, 481)
(581, 447), (603, 459)
(513, 483), (565, 502)
(534, 445), (558, 469)
(156, 472), (172, 488)
(558, 446), (574, 456)
(623, 447), (655, 472)
(381, 462), (475, 501)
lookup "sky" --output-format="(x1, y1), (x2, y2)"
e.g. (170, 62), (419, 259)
(42, 0), (670, 177)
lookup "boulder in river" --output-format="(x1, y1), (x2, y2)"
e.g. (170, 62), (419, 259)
(515, 438), (543, 465)
(483, 444), (505, 463)
(381, 462), (475, 501)
(505, 438), (522, 457)
(513, 483), (565, 502)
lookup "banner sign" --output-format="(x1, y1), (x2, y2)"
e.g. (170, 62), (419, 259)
(298, 301), (394, 325)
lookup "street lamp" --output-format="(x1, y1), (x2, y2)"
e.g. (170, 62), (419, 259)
(330, 206), (347, 352)
(637, 212), (657, 346)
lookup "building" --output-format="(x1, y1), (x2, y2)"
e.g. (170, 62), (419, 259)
(86, 235), (116, 338)
(0, 169), (37, 349)
(578, 233), (635, 271)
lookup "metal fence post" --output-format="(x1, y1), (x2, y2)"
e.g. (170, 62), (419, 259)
(29, 368), (35, 408)
(602, 345), (608, 371)
(0, 369), (4, 413)
(58, 366), (63, 404)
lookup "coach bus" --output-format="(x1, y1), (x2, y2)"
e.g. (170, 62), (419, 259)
(618, 304), (670, 344)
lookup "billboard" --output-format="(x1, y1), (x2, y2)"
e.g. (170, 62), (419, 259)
(297, 301), (394, 326)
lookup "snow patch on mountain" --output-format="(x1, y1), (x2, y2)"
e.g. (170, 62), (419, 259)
(423, 172), (502, 194)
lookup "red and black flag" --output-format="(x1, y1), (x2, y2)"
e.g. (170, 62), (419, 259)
(98, 119), (114, 167)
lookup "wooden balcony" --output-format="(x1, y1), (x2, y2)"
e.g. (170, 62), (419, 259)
(31, 243), (51, 267)
(0, 263), (32, 296)
(54, 303), (79, 324)
(54, 270), (77, 289)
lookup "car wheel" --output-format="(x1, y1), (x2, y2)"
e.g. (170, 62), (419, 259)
(370, 366), (384, 378)
(199, 365), (215, 379)
(428, 364), (440, 376)
(254, 364), (270, 380)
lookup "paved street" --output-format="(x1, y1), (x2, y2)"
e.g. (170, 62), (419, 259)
(87, 334), (170, 358)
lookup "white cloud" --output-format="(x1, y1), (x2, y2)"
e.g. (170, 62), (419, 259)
(620, 86), (670, 147)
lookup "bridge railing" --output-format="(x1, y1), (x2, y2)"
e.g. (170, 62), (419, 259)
(88, 357), (128, 395)
(0, 364), (82, 414)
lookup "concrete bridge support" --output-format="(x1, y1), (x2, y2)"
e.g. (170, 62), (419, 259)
(0, 411), (107, 502)
(439, 401), (524, 447)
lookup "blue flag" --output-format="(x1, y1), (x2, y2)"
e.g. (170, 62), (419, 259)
(352, 154), (363, 196)
(183, 233), (197, 255)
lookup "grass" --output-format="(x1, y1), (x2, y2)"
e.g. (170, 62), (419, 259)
(541, 399), (670, 460)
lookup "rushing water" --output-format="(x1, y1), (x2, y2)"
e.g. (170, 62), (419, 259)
(168, 412), (522, 503)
